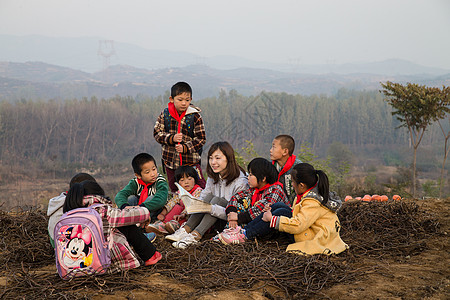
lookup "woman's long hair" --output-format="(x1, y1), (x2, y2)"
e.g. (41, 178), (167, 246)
(206, 141), (244, 185)
(291, 163), (330, 204)
(63, 180), (105, 213)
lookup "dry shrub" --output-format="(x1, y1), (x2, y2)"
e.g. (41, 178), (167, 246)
(338, 200), (440, 257)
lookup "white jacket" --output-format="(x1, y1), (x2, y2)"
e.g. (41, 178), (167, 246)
(199, 171), (248, 219)
(47, 192), (66, 240)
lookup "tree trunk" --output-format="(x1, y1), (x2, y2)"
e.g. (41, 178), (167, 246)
(439, 139), (449, 198)
(412, 146), (417, 198)
(438, 119), (450, 199)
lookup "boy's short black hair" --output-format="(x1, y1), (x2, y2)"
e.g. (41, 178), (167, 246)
(247, 157), (279, 185)
(171, 82), (192, 98)
(132, 153), (156, 175)
(275, 134), (295, 156)
(174, 165), (199, 184)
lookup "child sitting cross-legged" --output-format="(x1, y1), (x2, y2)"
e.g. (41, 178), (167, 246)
(146, 165), (203, 235)
(234, 163), (348, 255)
(217, 157), (289, 245)
(114, 153), (169, 222)
(64, 180), (162, 269)
(261, 163), (349, 255)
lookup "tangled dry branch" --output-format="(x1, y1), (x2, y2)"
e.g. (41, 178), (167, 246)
(0, 200), (441, 299)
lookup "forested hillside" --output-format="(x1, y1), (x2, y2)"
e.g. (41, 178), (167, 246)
(0, 88), (448, 207)
(2, 88), (445, 166)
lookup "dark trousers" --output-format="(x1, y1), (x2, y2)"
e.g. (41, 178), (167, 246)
(165, 163), (206, 192)
(245, 202), (292, 240)
(118, 225), (156, 262)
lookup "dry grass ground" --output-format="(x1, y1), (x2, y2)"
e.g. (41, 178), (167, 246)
(0, 196), (448, 299)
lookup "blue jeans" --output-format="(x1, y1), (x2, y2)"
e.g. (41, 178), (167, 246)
(245, 202), (292, 240)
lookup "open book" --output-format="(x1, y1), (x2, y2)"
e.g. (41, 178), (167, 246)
(175, 183), (212, 214)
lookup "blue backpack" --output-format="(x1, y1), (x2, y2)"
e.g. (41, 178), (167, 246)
(54, 204), (111, 279)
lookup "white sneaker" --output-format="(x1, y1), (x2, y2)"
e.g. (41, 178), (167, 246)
(172, 233), (198, 249)
(165, 226), (189, 242)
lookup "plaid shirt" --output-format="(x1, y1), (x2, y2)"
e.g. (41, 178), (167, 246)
(83, 195), (150, 271)
(226, 183), (289, 223)
(153, 105), (206, 169)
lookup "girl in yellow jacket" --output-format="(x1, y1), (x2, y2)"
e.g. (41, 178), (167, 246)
(262, 163), (348, 255)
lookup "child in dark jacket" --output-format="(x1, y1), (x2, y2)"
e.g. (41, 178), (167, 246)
(115, 153), (169, 222)
(270, 134), (302, 206)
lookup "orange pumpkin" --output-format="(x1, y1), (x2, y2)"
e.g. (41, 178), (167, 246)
(355, 197), (362, 201)
(380, 195), (388, 202)
(392, 195), (401, 201)
(345, 195), (353, 202)
(362, 194), (372, 201)
(372, 194), (381, 201)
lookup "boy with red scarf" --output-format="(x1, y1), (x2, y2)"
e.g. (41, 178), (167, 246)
(115, 153), (169, 222)
(153, 82), (206, 192)
(270, 134), (302, 206)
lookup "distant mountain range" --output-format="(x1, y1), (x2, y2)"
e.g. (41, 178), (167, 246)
(1, 34), (449, 75)
(0, 35), (449, 100)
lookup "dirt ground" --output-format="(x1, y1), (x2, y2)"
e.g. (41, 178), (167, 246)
(0, 171), (448, 299)
(137, 198), (449, 300)
(323, 198), (449, 300)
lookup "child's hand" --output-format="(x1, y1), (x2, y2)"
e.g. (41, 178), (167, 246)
(157, 214), (165, 221)
(262, 210), (272, 222)
(175, 144), (184, 153)
(263, 203), (272, 212)
(173, 133), (183, 143)
(174, 213), (186, 221)
(228, 220), (238, 229)
(227, 212), (238, 228)
(227, 212), (238, 221)
(141, 220), (150, 229)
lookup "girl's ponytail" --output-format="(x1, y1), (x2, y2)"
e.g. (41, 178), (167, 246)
(316, 170), (330, 204)
(292, 163), (330, 205)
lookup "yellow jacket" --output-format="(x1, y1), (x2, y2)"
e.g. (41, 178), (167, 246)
(278, 191), (348, 255)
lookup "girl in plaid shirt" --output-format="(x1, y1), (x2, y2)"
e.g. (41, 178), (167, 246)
(217, 158), (289, 245)
(64, 181), (162, 271)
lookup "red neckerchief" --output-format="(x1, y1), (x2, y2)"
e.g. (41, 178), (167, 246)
(273, 155), (296, 180)
(137, 178), (153, 205)
(251, 182), (281, 205)
(188, 184), (201, 195)
(168, 102), (187, 165)
(295, 182), (317, 205)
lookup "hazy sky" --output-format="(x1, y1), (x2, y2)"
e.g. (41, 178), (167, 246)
(1, 0), (449, 69)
